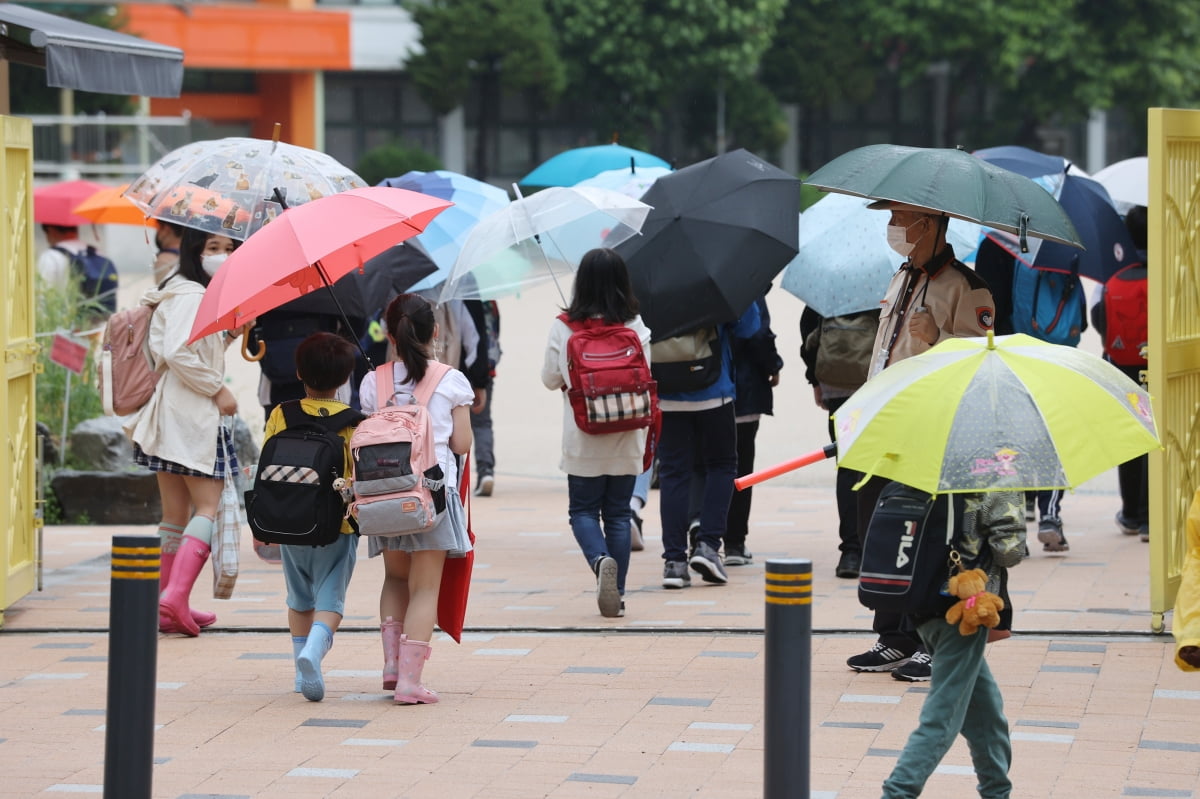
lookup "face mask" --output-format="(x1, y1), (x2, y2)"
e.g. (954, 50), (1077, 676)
(202, 253), (228, 277)
(886, 219), (924, 257)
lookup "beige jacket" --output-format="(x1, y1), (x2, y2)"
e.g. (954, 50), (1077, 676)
(541, 315), (651, 477)
(870, 249), (995, 377)
(124, 275), (227, 474)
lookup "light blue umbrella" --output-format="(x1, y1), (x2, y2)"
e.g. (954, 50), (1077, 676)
(377, 170), (510, 291)
(520, 144), (671, 188)
(781, 193), (982, 317)
(574, 165), (672, 198)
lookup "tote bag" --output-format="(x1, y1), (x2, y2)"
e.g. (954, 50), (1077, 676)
(212, 420), (242, 599)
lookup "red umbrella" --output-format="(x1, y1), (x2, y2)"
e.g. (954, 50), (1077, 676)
(438, 455), (475, 643)
(33, 179), (107, 226)
(187, 186), (452, 344)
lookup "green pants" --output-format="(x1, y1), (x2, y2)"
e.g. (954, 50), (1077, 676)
(881, 619), (1012, 798)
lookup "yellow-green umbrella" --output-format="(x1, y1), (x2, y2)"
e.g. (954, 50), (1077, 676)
(832, 332), (1160, 494)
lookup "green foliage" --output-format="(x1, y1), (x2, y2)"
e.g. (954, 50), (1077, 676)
(403, 0), (568, 115)
(760, 0), (878, 108)
(547, 0), (786, 144)
(35, 276), (104, 441)
(354, 141), (443, 186)
(683, 79), (788, 160)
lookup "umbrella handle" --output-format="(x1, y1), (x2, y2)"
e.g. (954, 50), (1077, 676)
(241, 325), (265, 362)
(733, 443), (837, 490)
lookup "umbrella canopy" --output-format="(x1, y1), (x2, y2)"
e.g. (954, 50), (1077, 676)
(377, 170), (510, 291)
(188, 186), (451, 343)
(520, 143), (671, 188)
(974, 147), (1137, 282)
(439, 186), (651, 303)
(780, 193), (982, 317)
(574, 165), (672, 198)
(614, 148), (800, 341)
(805, 144), (1082, 250)
(33, 179), (107, 226)
(124, 136), (367, 241)
(72, 183), (154, 227)
(1093, 156), (1148, 212)
(832, 331), (1160, 495)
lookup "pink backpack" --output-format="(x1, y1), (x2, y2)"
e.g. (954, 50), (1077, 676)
(350, 360), (452, 537)
(99, 303), (161, 416)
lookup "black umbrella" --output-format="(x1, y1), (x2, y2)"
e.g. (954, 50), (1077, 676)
(613, 149), (800, 341)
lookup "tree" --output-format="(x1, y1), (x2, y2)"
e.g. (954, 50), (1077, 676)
(403, 0), (567, 179)
(547, 0), (787, 160)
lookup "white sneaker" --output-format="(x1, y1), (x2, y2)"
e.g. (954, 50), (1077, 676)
(474, 473), (494, 497)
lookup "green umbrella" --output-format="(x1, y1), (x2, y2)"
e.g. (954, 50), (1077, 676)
(804, 144), (1083, 250)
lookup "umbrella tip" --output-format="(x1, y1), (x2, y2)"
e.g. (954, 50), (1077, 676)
(272, 122), (282, 144)
(1018, 213), (1029, 253)
(987, 329), (996, 349)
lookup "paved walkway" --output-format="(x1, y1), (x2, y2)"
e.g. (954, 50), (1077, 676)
(2, 475), (1198, 798)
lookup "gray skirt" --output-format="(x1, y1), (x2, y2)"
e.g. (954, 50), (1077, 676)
(366, 488), (471, 558)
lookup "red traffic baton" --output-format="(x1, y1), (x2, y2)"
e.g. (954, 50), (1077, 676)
(734, 443), (837, 491)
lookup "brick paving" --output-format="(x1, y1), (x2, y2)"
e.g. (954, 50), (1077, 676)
(2, 474), (1197, 798)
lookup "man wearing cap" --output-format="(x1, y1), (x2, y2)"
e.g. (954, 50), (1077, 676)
(847, 200), (997, 683)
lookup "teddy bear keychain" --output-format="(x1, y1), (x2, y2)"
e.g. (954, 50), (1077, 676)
(944, 567), (1006, 636)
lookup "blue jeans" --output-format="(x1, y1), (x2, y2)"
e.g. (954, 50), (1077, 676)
(632, 465), (652, 507)
(567, 474), (635, 593)
(658, 403), (737, 562)
(882, 619), (1012, 798)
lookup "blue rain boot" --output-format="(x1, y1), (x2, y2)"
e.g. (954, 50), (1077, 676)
(297, 622), (333, 702)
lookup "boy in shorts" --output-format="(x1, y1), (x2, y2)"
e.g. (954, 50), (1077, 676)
(262, 332), (361, 701)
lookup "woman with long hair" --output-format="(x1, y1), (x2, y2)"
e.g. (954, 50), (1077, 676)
(541, 248), (651, 618)
(126, 227), (241, 636)
(359, 293), (474, 704)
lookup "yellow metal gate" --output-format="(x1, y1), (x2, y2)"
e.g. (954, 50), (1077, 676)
(1, 114), (39, 627)
(1148, 108), (1200, 632)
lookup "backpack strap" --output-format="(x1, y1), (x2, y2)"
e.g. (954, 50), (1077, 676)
(280, 400), (365, 432)
(413, 361), (452, 407)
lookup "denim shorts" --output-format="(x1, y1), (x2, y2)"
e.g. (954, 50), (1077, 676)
(281, 533), (357, 615)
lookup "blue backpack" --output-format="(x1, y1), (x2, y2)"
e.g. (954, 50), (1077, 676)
(1009, 258), (1086, 346)
(55, 245), (119, 315)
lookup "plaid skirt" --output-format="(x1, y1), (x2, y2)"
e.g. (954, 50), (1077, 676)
(134, 426), (239, 478)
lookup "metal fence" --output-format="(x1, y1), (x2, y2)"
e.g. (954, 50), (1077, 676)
(28, 113), (193, 180)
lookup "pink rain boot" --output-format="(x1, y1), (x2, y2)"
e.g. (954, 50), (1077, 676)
(393, 636), (438, 705)
(159, 549), (217, 634)
(158, 535), (210, 637)
(381, 617), (404, 690)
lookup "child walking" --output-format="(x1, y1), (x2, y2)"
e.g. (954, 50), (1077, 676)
(880, 490), (1026, 798)
(541, 248), (651, 618)
(360, 293), (474, 704)
(261, 332), (363, 702)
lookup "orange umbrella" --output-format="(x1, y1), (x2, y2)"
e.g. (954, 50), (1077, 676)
(33, 179), (107, 226)
(72, 184), (155, 226)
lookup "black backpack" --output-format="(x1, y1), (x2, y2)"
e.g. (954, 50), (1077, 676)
(245, 402), (365, 547)
(858, 481), (967, 617)
(649, 326), (722, 394)
(55, 245), (119, 315)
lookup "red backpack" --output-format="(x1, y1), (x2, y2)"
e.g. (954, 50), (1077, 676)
(1103, 264), (1148, 367)
(558, 313), (658, 435)
(99, 303), (161, 416)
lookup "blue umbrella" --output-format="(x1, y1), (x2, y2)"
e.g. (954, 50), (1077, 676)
(377, 170), (510, 290)
(974, 147), (1138, 282)
(520, 143), (671, 188)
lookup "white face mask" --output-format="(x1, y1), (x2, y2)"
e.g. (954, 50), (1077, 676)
(886, 219), (924, 257)
(201, 253), (228, 277)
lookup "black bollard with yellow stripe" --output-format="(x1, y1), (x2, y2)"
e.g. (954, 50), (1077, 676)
(764, 559), (811, 799)
(104, 535), (160, 799)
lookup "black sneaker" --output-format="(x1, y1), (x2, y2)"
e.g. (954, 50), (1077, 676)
(662, 560), (691, 589)
(1024, 495), (1036, 523)
(630, 511), (645, 552)
(835, 551), (861, 579)
(723, 547), (753, 566)
(1037, 517), (1069, 552)
(892, 650), (933, 682)
(474, 473), (494, 497)
(689, 541), (728, 584)
(594, 556), (621, 618)
(1115, 511), (1141, 536)
(686, 519), (700, 560)
(847, 641), (912, 672)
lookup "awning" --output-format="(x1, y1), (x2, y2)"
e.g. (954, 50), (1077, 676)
(0, 3), (183, 97)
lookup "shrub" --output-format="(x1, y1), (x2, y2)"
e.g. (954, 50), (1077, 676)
(355, 141), (444, 186)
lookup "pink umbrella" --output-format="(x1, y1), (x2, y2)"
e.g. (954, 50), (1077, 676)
(33, 179), (108, 226)
(188, 186), (452, 344)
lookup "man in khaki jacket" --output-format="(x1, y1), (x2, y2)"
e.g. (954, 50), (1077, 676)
(847, 200), (997, 683)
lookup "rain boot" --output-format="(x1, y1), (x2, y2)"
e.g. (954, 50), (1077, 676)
(297, 622), (333, 702)
(159, 544), (217, 633)
(393, 635), (438, 705)
(292, 636), (306, 693)
(158, 535), (209, 637)
(381, 617), (404, 690)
